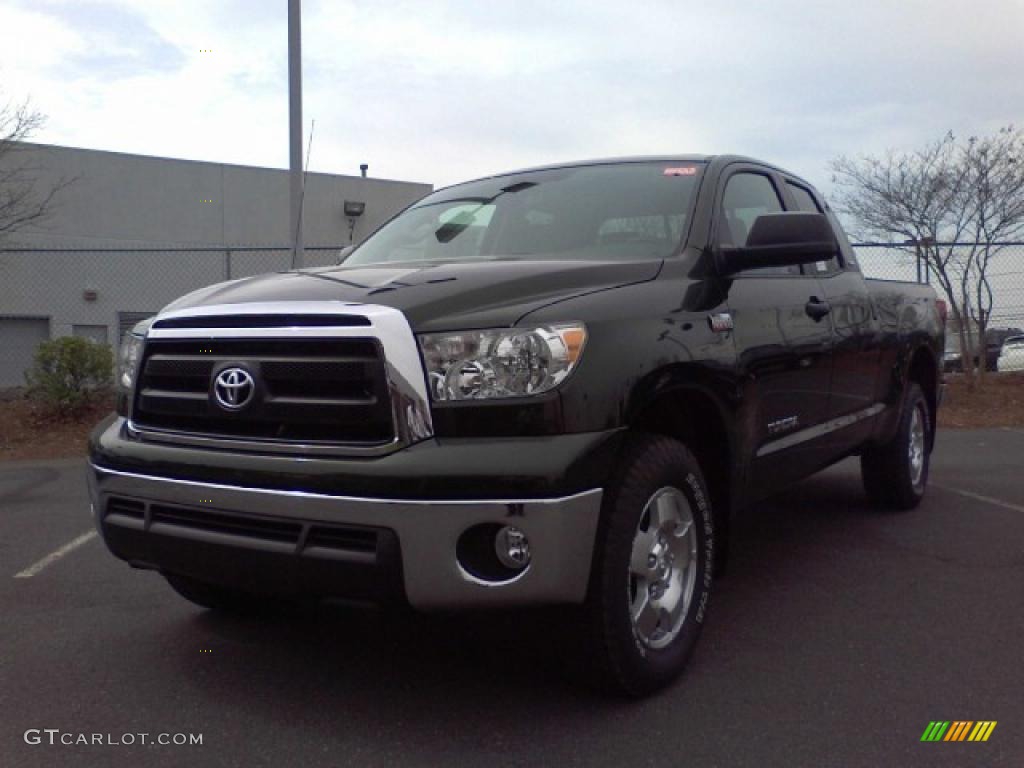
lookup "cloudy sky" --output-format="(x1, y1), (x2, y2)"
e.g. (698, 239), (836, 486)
(2, 0), (1023, 191)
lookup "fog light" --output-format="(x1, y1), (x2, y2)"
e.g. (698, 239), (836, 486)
(495, 526), (531, 570)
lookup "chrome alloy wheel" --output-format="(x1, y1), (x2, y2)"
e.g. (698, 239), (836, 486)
(628, 486), (699, 650)
(908, 404), (926, 487)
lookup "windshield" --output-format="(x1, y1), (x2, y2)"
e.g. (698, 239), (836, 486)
(345, 161), (704, 266)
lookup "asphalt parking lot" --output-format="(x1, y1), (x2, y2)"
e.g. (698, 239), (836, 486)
(2, 428), (1022, 768)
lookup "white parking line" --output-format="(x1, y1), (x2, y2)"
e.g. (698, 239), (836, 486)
(13, 531), (98, 579)
(933, 485), (1024, 514)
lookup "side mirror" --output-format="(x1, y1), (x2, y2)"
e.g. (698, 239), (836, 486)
(718, 212), (837, 275)
(336, 245), (356, 264)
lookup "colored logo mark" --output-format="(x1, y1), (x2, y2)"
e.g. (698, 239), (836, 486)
(921, 721), (997, 742)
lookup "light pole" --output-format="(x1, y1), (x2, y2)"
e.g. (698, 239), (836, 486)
(288, 0), (303, 269)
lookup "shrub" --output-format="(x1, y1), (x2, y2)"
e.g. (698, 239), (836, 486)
(25, 336), (113, 416)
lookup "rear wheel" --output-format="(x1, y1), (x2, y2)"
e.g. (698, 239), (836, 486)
(583, 434), (714, 696)
(861, 382), (931, 510)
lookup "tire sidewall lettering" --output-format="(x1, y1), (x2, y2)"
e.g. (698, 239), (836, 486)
(685, 472), (713, 624)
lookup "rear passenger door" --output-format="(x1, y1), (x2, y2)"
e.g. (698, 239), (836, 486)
(716, 167), (835, 495)
(782, 180), (882, 447)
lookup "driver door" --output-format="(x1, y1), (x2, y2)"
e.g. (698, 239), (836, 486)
(717, 167), (835, 497)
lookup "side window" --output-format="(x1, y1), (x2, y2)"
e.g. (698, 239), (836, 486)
(826, 208), (860, 270)
(786, 181), (840, 275)
(786, 182), (820, 213)
(719, 172), (798, 275)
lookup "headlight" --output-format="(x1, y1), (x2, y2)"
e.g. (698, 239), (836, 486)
(118, 333), (144, 390)
(418, 324), (586, 401)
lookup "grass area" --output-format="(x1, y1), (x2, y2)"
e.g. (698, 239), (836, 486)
(938, 372), (1024, 428)
(0, 374), (1021, 461)
(0, 395), (114, 462)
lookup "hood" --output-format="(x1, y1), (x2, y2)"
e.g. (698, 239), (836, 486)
(160, 258), (662, 332)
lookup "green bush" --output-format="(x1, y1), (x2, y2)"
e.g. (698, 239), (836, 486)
(25, 336), (114, 416)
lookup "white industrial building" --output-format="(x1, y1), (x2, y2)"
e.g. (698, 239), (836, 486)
(0, 142), (432, 387)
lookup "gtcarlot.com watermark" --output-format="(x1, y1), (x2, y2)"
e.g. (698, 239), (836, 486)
(24, 729), (202, 747)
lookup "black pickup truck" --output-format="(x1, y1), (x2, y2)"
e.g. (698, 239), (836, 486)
(89, 156), (943, 695)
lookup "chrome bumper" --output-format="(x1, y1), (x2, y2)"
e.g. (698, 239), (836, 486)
(88, 463), (602, 610)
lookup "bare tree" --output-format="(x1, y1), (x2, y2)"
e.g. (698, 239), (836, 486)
(830, 126), (1024, 387)
(960, 127), (1024, 379)
(0, 94), (74, 240)
(830, 133), (974, 382)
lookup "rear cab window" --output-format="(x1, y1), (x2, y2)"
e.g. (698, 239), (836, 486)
(784, 181), (842, 276)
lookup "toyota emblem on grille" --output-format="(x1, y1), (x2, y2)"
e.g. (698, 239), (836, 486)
(213, 367), (255, 410)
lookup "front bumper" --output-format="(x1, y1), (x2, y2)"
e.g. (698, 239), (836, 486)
(87, 437), (609, 610)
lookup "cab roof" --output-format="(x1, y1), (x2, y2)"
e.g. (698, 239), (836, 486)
(434, 154), (813, 194)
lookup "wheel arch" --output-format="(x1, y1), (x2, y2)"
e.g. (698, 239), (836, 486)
(906, 343), (939, 450)
(624, 369), (737, 571)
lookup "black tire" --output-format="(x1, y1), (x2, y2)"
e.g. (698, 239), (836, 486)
(163, 573), (268, 614)
(582, 434), (714, 696)
(861, 382), (931, 510)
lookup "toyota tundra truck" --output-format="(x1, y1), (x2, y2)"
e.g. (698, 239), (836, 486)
(88, 155), (944, 695)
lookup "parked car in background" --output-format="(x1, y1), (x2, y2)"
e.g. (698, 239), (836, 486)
(997, 335), (1024, 372)
(943, 327), (1024, 372)
(943, 337), (963, 373)
(985, 328), (1024, 371)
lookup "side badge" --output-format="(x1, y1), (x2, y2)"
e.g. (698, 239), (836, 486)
(708, 313), (734, 333)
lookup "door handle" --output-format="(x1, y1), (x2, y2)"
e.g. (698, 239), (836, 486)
(805, 297), (831, 321)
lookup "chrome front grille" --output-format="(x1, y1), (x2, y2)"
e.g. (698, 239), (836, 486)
(132, 338), (394, 444)
(126, 302), (434, 456)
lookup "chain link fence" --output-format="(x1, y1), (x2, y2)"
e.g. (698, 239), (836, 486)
(853, 242), (1024, 371)
(1, 243), (1022, 388)
(853, 242), (1024, 328)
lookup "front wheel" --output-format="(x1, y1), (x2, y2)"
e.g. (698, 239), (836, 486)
(861, 382), (931, 510)
(582, 434), (714, 696)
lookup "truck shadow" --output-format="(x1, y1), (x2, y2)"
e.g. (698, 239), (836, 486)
(172, 459), (919, 727)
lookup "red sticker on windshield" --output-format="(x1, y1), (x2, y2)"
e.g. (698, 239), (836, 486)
(664, 166), (698, 176)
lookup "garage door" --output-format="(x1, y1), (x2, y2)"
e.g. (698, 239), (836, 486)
(0, 317), (50, 389)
